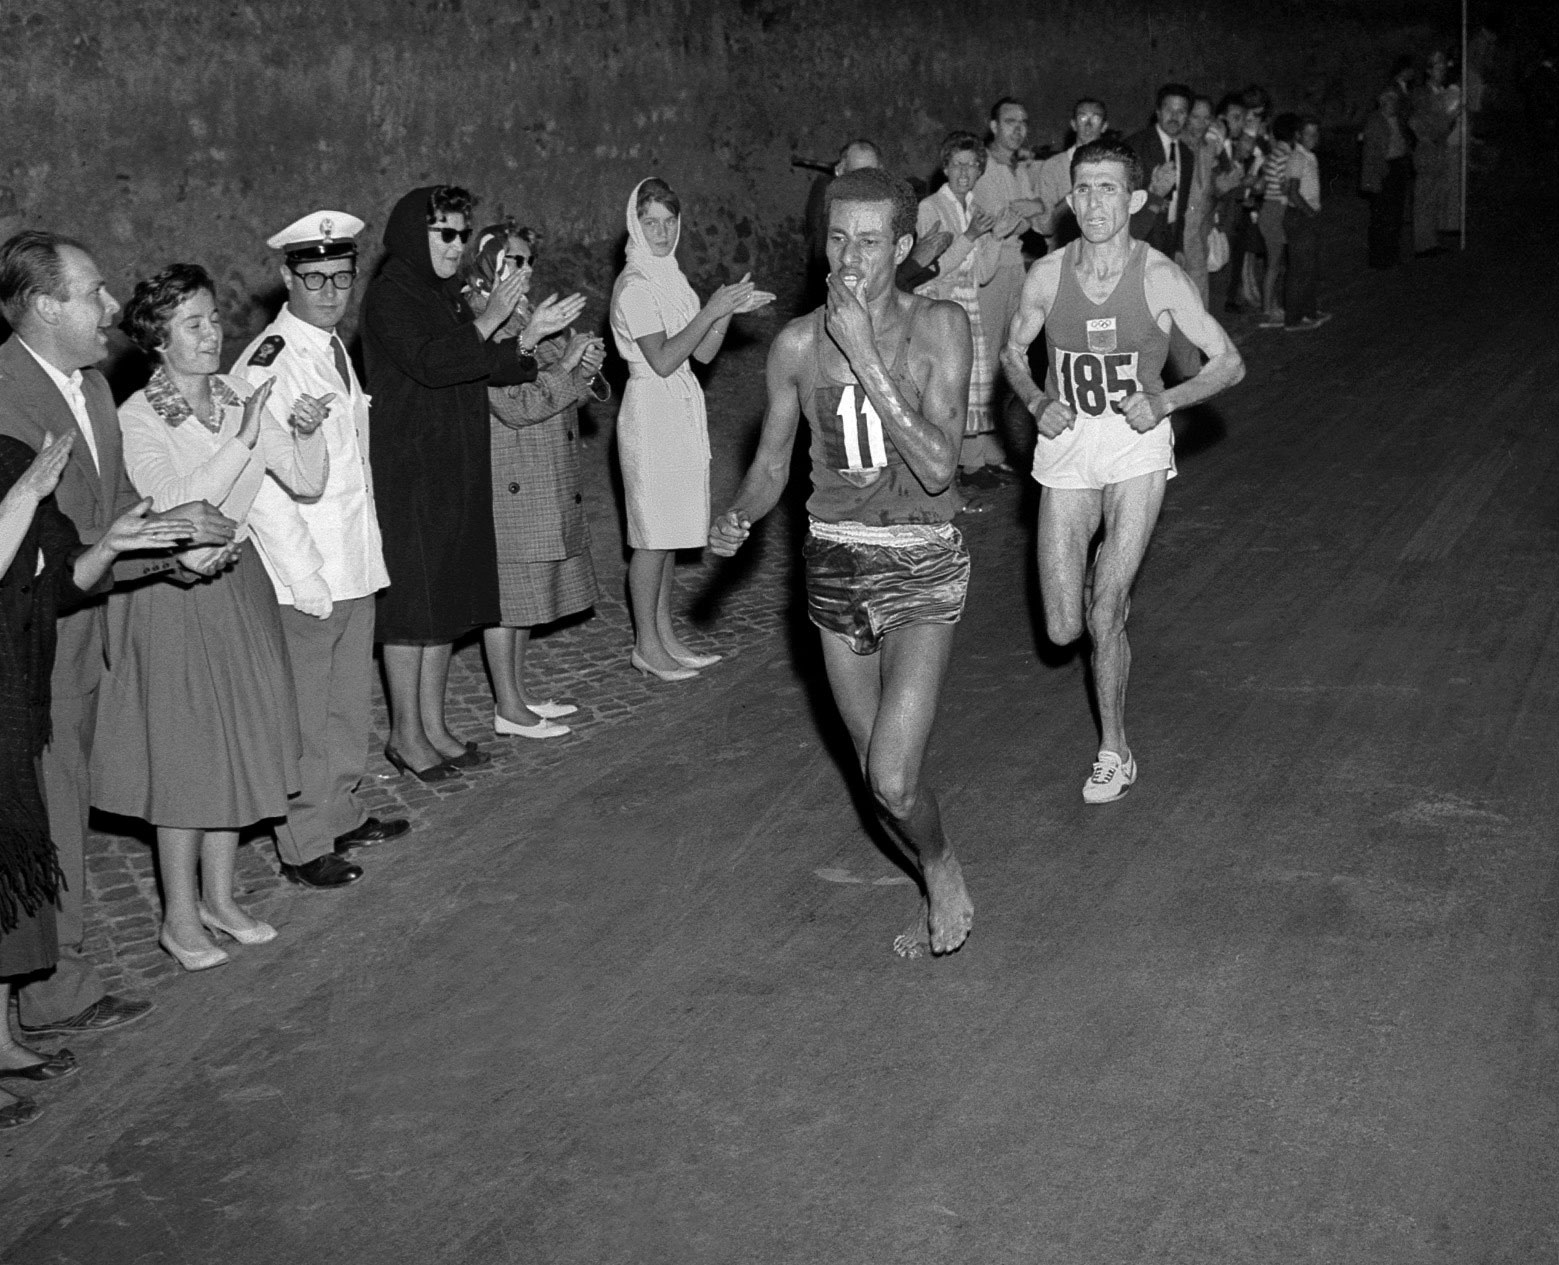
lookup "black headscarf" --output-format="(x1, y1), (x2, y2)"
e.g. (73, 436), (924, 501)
(381, 185), (460, 297)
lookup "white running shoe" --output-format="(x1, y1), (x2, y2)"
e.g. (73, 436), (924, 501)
(1082, 750), (1137, 804)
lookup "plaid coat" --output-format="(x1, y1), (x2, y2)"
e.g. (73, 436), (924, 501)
(488, 341), (602, 565)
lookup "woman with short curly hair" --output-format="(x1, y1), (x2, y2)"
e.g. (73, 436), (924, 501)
(94, 263), (330, 971)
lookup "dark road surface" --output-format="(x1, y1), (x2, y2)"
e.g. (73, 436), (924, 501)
(3, 214), (1556, 1263)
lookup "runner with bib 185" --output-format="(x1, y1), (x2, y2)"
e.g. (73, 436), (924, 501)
(1000, 137), (1245, 805)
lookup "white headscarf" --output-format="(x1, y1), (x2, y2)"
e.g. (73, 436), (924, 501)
(619, 178), (700, 335)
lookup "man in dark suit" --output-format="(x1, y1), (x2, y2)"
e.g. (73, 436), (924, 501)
(1127, 83), (1196, 258)
(0, 231), (235, 1035)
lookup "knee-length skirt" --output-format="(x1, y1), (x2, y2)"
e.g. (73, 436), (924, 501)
(92, 541), (301, 829)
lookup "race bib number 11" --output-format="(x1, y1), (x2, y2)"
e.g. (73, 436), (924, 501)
(821, 384), (888, 474)
(1054, 349), (1141, 420)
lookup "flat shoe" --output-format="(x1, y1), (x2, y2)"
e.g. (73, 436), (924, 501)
(526, 700), (579, 720)
(493, 710), (570, 739)
(0, 1096), (42, 1129)
(0, 1049), (77, 1083)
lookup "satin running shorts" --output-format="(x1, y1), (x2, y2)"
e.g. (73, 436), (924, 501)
(803, 520), (970, 656)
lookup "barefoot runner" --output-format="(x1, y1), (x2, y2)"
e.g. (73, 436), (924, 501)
(710, 168), (975, 959)
(1000, 138), (1244, 803)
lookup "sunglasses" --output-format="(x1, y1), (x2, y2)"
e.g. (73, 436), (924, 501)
(429, 225), (473, 244)
(289, 268), (357, 291)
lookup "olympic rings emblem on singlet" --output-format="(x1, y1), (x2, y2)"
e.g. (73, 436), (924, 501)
(1054, 349), (1141, 421)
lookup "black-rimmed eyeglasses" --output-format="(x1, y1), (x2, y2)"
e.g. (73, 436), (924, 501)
(289, 268), (358, 291)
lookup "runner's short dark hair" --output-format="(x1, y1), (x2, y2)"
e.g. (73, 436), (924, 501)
(1070, 138), (1144, 191)
(824, 167), (918, 241)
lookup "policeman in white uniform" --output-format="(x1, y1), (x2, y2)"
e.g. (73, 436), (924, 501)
(234, 211), (406, 889)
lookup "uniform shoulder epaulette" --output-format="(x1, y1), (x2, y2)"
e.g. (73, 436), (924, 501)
(248, 335), (285, 367)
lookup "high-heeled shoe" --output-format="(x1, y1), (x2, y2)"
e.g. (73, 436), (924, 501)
(198, 903), (278, 946)
(444, 742), (493, 768)
(159, 928), (230, 972)
(493, 710), (571, 739)
(383, 744), (464, 783)
(669, 648), (723, 670)
(630, 649), (699, 682)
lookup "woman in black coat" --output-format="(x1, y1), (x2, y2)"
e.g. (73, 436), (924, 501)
(362, 185), (536, 781)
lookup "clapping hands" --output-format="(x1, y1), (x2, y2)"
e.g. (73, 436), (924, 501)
(10, 430), (74, 504)
(707, 273), (776, 321)
(287, 392), (335, 436)
(236, 377), (276, 449)
(527, 293), (589, 343)
(102, 498), (195, 555)
(558, 330), (607, 377)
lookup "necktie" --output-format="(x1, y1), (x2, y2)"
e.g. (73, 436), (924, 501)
(1166, 138), (1179, 224)
(330, 333), (352, 393)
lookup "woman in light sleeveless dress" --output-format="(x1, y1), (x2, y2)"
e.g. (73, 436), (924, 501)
(608, 177), (773, 679)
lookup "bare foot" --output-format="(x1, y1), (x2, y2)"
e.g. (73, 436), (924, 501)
(924, 855), (973, 955)
(892, 903), (931, 960)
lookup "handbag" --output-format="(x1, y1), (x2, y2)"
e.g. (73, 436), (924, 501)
(1206, 227), (1231, 273)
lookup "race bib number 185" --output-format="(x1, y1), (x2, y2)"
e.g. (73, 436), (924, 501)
(1054, 348), (1141, 420)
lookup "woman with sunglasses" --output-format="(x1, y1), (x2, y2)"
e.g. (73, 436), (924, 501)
(462, 224), (599, 738)
(361, 185), (541, 781)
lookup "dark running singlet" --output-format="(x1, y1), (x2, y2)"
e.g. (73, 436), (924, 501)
(1042, 239), (1169, 424)
(801, 296), (955, 527)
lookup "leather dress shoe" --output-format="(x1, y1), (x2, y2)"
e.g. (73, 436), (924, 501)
(334, 816), (410, 852)
(282, 854), (364, 889)
(19, 994), (153, 1036)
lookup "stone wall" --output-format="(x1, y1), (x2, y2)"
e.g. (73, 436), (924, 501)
(2, 0), (1435, 368)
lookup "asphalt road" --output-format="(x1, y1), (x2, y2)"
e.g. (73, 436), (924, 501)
(3, 203), (1556, 1263)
